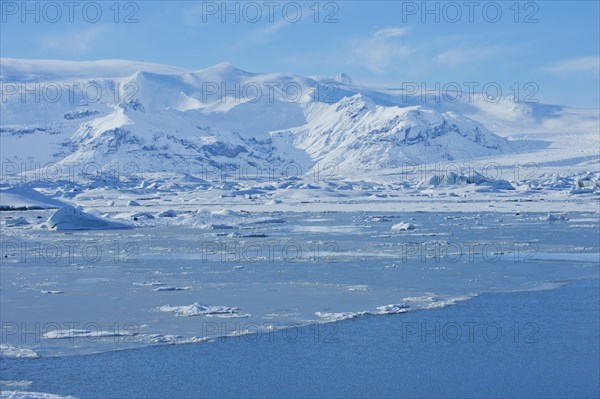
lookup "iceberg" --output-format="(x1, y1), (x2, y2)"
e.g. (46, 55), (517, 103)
(46, 206), (131, 230)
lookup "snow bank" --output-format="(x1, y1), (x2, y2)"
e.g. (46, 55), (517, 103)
(46, 206), (131, 230)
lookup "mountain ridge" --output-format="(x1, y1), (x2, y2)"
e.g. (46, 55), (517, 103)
(2, 58), (595, 182)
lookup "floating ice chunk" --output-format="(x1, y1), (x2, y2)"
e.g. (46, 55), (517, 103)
(46, 206), (131, 230)
(3, 217), (29, 227)
(0, 391), (78, 399)
(545, 213), (569, 221)
(0, 344), (38, 358)
(133, 281), (165, 287)
(196, 223), (236, 230)
(569, 187), (596, 194)
(127, 200), (140, 206)
(158, 209), (177, 217)
(153, 286), (191, 292)
(402, 295), (439, 303)
(206, 312), (252, 318)
(391, 222), (415, 231)
(424, 171), (514, 190)
(347, 285), (369, 291)
(376, 304), (410, 314)
(365, 216), (393, 222)
(265, 199), (282, 205)
(0, 381), (32, 388)
(158, 303), (246, 317)
(315, 311), (368, 322)
(40, 290), (63, 294)
(145, 334), (183, 343)
(43, 329), (134, 340)
(423, 296), (473, 309)
(244, 218), (286, 225)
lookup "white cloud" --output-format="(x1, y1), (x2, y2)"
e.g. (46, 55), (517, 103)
(435, 45), (512, 68)
(38, 26), (109, 55)
(252, 18), (290, 39)
(545, 56), (600, 76)
(374, 27), (410, 38)
(351, 27), (413, 73)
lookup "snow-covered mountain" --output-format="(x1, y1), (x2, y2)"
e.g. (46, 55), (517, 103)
(0, 59), (596, 182)
(273, 94), (506, 172)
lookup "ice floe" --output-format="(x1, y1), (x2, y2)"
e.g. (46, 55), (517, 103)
(0, 392), (78, 399)
(0, 344), (38, 359)
(3, 217), (29, 227)
(43, 329), (134, 340)
(546, 213), (569, 221)
(315, 311), (369, 322)
(153, 286), (192, 292)
(0, 381), (32, 388)
(158, 209), (177, 217)
(391, 222), (415, 231)
(133, 281), (166, 287)
(158, 303), (249, 318)
(376, 304), (410, 314)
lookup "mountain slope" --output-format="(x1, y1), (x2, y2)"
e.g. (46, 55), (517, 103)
(0, 58), (569, 181)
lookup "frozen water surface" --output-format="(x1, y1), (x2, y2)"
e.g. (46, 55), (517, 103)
(1, 210), (598, 357)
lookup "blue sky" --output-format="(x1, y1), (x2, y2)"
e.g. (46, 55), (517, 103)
(1, 1), (599, 107)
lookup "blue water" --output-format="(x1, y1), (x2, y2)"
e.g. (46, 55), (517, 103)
(2, 278), (599, 398)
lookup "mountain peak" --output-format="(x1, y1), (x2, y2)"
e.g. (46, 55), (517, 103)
(335, 93), (375, 112)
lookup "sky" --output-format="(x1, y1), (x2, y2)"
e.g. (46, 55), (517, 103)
(1, 0), (599, 107)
